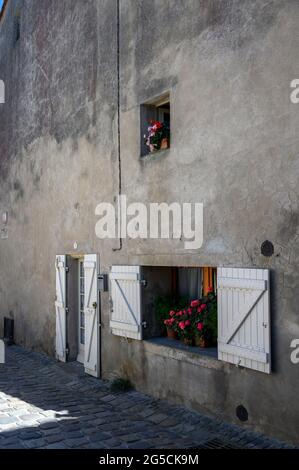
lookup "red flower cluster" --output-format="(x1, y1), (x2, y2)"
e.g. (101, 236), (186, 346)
(149, 120), (163, 131)
(144, 119), (170, 152)
(164, 298), (209, 340)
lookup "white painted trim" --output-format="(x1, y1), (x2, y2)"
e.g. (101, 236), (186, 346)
(110, 320), (140, 333)
(218, 278), (266, 290)
(110, 273), (139, 281)
(218, 342), (268, 363)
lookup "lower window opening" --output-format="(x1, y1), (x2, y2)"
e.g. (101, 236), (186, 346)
(142, 266), (217, 357)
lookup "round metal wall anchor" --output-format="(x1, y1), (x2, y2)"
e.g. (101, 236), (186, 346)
(261, 240), (274, 257)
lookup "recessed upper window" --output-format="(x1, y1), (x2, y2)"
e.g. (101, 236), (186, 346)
(140, 92), (170, 156)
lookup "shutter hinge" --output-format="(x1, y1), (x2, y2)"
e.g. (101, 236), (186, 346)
(142, 321), (147, 329)
(66, 266), (69, 273)
(65, 307), (69, 314)
(140, 279), (147, 287)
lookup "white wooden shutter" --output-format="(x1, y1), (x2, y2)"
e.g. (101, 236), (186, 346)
(0, 339), (5, 364)
(217, 267), (271, 374)
(55, 255), (67, 362)
(110, 265), (143, 340)
(84, 254), (99, 377)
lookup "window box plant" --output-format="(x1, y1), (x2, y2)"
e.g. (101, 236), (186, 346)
(193, 288), (217, 348)
(144, 120), (170, 153)
(160, 288), (217, 348)
(154, 295), (187, 337)
(164, 313), (178, 340)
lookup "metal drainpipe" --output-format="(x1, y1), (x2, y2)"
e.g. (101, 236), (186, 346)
(113, 0), (122, 252)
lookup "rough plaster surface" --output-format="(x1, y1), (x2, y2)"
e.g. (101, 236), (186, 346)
(0, 0), (299, 443)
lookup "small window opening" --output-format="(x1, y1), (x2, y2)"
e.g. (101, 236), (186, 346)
(142, 266), (217, 355)
(140, 92), (171, 156)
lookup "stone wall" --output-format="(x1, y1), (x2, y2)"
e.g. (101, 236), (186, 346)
(0, 0), (299, 443)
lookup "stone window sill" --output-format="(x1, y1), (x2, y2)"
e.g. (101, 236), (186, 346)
(140, 148), (170, 162)
(144, 337), (223, 371)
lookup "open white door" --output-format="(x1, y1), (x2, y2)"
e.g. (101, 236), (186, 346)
(55, 255), (67, 362)
(84, 254), (100, 377)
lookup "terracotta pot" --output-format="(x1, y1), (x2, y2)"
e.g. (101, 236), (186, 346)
(195, 335), (209, 348)
(183, 337), (193, 346)
(166, 328), (177, 340)
(160, 138), (169, 150)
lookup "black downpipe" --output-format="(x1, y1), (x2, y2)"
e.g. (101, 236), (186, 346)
(113, 0), (122, 252)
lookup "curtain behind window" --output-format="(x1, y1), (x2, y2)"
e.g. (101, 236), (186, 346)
(178, 268), (202, 301)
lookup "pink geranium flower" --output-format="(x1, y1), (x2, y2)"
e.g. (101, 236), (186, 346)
(191, 300), (200, 308)
(179, 321), (186, 330)
(197, 322), (204, 331)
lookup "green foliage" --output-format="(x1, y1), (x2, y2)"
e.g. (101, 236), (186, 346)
(110, 378), (133, 393)
(201, 292), (217, 344)
(150, 124), (170, 150)
(145, 120), (170, 152)
(154, 295), (188, 329)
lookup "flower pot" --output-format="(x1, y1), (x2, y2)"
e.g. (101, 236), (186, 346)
(195, 335), (209, 348)
(166, 328), (177, 340)
(160, 138), (169, 150)
(182, 337), (193, 346)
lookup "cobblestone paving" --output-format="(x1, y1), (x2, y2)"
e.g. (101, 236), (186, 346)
(0, 346), (294, 449)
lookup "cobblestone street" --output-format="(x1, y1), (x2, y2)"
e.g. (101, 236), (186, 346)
(0, 346), (293, 449)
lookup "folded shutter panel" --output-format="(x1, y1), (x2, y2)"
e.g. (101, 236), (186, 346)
(110, 265), (142, 340)
(217, 267), (271, 374)
(55, 255), (67, 362)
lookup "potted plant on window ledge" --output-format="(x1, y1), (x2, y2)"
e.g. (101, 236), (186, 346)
(154, 295), (187, 337)
(164, 315), (178, 340)
(178, 322), (193, 346)
(193, 289), (217, 348)
(144, 120), (170, 153)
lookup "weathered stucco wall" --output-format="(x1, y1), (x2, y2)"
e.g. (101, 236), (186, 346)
(0, 0), (299, 444)
(0, 0), (119, 353)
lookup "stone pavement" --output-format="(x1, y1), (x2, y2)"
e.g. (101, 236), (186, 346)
(0, 345), (294, 449)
